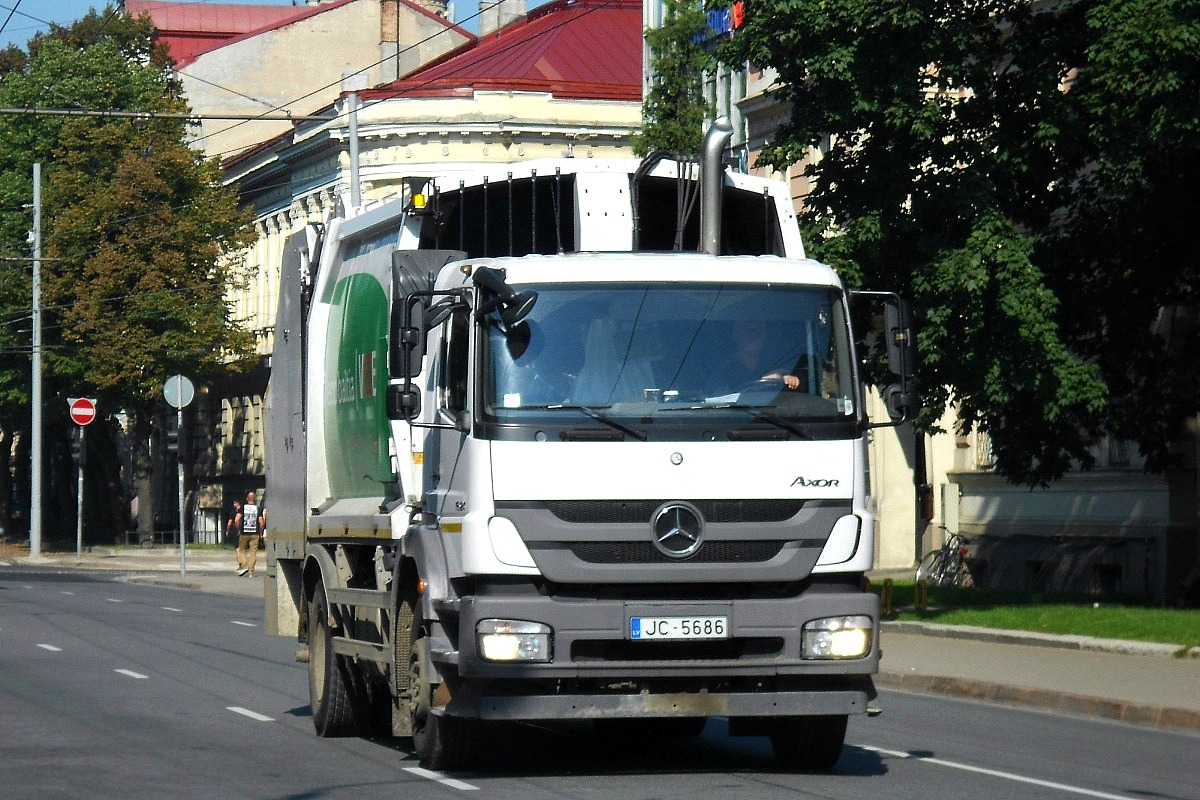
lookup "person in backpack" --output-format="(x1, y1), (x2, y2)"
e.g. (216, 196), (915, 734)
(236, 491), (265, 577)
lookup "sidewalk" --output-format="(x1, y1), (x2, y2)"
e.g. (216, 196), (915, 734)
(878, 624), (1200, 732)
(4, 545), (264, 598)
(5, 545), (1199, 733)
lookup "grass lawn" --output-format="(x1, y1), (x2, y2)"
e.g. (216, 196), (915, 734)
(873, 580), (1200, 651)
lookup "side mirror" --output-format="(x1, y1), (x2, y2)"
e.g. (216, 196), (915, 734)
(390, 297), (426, 379)
(387, 383), (422, 420)
(883, 297), (915, 380)
(883, 382), (913, 423)
(473, 266), (538, 328)
(852, 289), (919, 427)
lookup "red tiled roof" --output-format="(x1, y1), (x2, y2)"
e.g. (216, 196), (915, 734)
(363, 0), (642, 102)
(124, 0), (352, 64)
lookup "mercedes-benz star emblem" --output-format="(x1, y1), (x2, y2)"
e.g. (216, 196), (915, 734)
(652, 503), (704, 559)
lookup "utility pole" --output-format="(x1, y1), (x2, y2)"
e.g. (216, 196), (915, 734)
(341, 72), (368, 209)
(30, 163), (42, 558)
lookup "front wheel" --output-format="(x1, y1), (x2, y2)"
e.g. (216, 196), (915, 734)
(769, 714), (848, 771)
(407, 615), (474, 770)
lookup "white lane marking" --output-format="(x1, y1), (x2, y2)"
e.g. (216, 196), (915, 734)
(227, 706), (274, 722)
(106, 598), (123, 603)
(403, 767), (479, 792)
(61, 591), (74, 595)
(230, 620), (256, 627)
(37, 644), (62, 652)
(115, 669), (149, 680)
(861, 745), (1139, 800)
(162, 607), (182, 612)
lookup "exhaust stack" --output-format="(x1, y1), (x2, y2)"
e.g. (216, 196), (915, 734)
(699, 116), (734, 255)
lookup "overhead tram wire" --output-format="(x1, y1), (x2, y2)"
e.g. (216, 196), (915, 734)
(0, 0), (24, 42)
(0, 1), (622, 161)
(192, 0), (622, 155)
(0, 107), (328, 122)
(0, 0), (624, 273)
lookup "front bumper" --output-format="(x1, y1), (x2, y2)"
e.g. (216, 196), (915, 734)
(434, 584), (879, 720)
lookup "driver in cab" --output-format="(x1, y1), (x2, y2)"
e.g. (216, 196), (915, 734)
(730, 318), (800, 391)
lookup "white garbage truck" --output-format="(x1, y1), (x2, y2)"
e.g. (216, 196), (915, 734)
(263, 120), (915, 771)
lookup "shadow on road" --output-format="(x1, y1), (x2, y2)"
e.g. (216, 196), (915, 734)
(357, 719), (889, 778)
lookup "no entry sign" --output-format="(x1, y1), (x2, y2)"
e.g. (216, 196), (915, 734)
(69, 397), (97, 426)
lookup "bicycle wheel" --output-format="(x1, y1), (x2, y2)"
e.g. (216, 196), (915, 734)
(943, 535), (974, 588)
(915, 549), (950, 586)
(949, 554), (975, 588)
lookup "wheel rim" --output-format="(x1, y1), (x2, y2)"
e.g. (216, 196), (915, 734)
(309, 601), (327, 705)
(408, 636), (431, 739)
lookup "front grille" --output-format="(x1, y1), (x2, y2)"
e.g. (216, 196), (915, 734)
(568, 540), (787, 564)
(545, 499), (805, 524)
(571, 637), (786, 663)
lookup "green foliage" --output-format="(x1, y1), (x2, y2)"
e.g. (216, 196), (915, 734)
(636, 0), (714, 156)
(0, 13), (255, 538)
(717, 0), (1200, 484)
(0, 34), (255, 420)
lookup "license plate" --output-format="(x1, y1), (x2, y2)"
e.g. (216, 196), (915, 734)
(629, 616), (729, 641)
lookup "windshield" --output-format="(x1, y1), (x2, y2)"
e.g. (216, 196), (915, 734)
(481, 283), (856, 426)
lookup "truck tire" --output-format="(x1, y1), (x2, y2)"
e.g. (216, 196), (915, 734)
(308, 587), (359, 736)
(407, 619), (473, 770)
(768, 714), (847, 771)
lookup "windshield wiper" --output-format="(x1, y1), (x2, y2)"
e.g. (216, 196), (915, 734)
(547, 404), (648, 441)
(659, 401), (812, 440)
(736, 407), (812, 440)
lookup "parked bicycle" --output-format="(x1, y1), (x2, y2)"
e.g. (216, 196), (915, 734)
(915, 529), (974, 588)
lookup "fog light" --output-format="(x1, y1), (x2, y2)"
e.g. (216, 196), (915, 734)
(477, 619), (552, 662)
(801, 615), (873, 659)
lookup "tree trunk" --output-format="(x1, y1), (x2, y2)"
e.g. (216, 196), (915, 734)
(130, 410), (155, 543)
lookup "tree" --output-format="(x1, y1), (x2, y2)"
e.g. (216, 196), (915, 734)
(716, 0), (1200, 484)
(636, 0), (714, 156)
(0, 13), (256, 540)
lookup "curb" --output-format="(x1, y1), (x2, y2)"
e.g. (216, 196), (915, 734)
(882, 620), (1198, 659)
(875, 670), (1200, 733)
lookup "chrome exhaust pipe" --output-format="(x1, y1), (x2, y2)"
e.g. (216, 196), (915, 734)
(699, 116), (734, 255)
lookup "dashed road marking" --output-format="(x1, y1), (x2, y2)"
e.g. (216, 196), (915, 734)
(37, 644), (62, 652)
(861, 745), (1139, 800)
(106, 598), (123, 604)
(162, 607), (182, 612)
(114, 669), (149, 680)
(403, 767), (479, 792)
(230, 620), (256, 627)
(227, 707), (273, 722)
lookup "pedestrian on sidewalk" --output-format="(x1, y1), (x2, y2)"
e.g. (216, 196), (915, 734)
(236, 492), (264, 577)
(226, 499), (245, 573)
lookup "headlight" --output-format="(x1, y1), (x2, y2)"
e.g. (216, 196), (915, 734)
(801, 615), (873, 659)
(476, 619), (553, 662)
